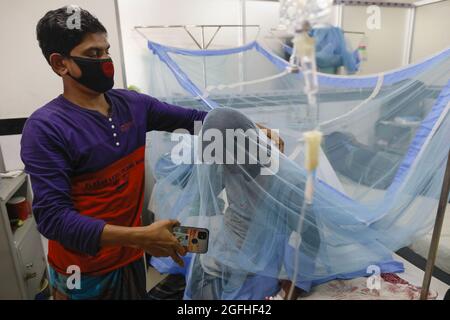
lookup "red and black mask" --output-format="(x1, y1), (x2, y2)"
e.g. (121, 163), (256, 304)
(68, 56), (115, 93)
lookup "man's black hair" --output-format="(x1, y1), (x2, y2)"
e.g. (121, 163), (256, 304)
(36, 6), (107, 64)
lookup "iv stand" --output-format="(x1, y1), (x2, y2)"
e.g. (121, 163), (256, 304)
(420, 148), (450, 300)
(0, 143), (6, 173)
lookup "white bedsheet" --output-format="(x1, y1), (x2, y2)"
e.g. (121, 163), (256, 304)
(294, 254), (449, 300)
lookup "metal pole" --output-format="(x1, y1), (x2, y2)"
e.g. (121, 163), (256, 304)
(333, 0), (414, 8)
(200, 26), (205, 49)
(201, 26), (207, 89)
(420, 148), (450, 300)
(241, 0), (247, 45)
(133, 24), (261, 91)
(403, 7), (416, 66)
(183, 26), (203, 49)
(114, 0), (128, 89)
(205, 27), (222, 49)
(238, 0), (246, 92)
(0, 143), (6, 173)
(414, 0), (448, 8)
(134, 24), (259, 29)
(336, 3), (343, 28)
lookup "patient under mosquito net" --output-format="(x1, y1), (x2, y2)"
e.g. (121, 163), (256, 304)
(149, 108), (407, 300)
(145, 40), (450, 299)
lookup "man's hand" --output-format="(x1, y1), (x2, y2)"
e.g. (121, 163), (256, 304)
(256, 123), (285, 153)
(101, 220), (187, 267)
(134, 220), (187, 267)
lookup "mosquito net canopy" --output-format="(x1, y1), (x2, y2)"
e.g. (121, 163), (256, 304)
(144, 40), (450, 299)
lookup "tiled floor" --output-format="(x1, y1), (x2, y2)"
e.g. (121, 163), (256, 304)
(146, 266), (168, 291)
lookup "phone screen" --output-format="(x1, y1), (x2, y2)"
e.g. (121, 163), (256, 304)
(173, 226), (209, 253)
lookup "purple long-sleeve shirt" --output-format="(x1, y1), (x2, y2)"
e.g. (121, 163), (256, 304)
(20, 89), (207, 259)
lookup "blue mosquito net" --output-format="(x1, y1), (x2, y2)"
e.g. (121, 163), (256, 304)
(143, 40), (450, 299)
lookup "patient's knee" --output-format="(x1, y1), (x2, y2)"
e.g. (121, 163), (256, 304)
(203, 107), (255, 132)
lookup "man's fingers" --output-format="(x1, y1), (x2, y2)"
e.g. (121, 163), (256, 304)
(169, 231), (187, 256)
(268, 130), (284, 153)
(170, 219), (181, 228)
(280, 139), (285, 153)
(172, 238), (187, 256)
(170, 252), (184, 267)
(175, 243), (187, 256)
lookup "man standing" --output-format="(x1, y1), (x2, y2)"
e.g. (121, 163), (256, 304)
(21, 7), (206, 299)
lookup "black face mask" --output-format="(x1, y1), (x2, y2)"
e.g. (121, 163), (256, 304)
(68, 56), (115, 93)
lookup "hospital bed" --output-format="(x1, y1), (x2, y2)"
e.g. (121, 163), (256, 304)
(398, 209), (450, 285)
(146, 251), (449, 300)
(295, 253), (449, 300)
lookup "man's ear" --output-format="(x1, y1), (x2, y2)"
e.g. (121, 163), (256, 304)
(49, 53), (68, 77)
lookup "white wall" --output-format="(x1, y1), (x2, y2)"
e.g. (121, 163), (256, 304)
(411, 0), (450, 62)
(0, 0), (125, 169)
(117, 0), (246, 94)
(118, 0), (246, 211)
(0, 0), (124, 119)
(119, 0), (363, 93)
(246, 0), (281, 54)
(342, 5), (409, 74)
(0, 135), (22, 171)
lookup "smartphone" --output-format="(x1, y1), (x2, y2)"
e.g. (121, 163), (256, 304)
(173, 226), (209, 254)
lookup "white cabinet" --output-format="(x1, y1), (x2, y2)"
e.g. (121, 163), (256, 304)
(0, 174), (47, 299)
